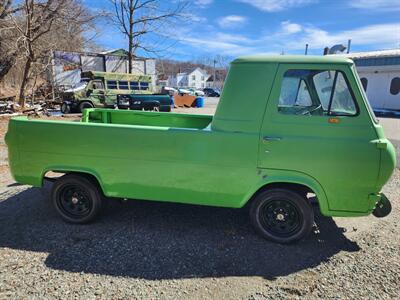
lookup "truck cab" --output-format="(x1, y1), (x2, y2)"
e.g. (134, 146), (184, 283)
(61, 71), (153, 113)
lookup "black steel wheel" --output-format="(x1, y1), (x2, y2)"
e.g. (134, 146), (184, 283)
(51, 174), (103, 224)
(250, 188), (313, 243)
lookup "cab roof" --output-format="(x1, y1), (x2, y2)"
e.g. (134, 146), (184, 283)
(232, 55), (354, 65)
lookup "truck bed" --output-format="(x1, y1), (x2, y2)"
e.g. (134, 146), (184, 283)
(82, 108), (212, 129)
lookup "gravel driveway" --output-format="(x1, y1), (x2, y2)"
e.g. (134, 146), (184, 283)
(0, 115), (399, 299)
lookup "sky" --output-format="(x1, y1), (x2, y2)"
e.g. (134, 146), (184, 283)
(86, 0), (400, 61)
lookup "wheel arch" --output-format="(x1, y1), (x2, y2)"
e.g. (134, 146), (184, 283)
(240, 171), (330, 216)
(79, 99), (95, 108)
(42, 167), (106, 195)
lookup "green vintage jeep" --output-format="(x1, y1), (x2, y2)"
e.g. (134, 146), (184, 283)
(6, 56), (396, 243)
(61, 71), (153, 113)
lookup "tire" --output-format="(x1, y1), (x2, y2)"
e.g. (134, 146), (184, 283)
(61, 102), (71, 114)
(51, 174), (103, 224)
(79, 101), (94, 113)
(250, 188), (314, 244)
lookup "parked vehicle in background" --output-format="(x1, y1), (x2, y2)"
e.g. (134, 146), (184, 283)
(188, 88), (205, 96)
(6, 55), (396, 244)
(117, 94), (173, 112)
(61, 71), (153, 113)
(175, 87), (205, 96)
(203, 87), (220, 97)
(342, 49), (400, 113)
(161, 86), (178, 96)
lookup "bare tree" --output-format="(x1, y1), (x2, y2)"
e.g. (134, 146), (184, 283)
(0, 0), (21, 80)
(4, 0), (97, 107)
(110, 0), (187, 73)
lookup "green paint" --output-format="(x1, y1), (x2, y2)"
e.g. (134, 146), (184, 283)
(6, 55), (396, 216)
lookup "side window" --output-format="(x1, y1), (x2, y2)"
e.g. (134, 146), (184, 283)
(360, 77), (368, 91)
(92, 81), (104, 90)
(107, 80), (118, 89)
(313, 71), (334, 109)
(119, 81), (129, 90)
(278, 69), (358, 116)
(390, 77), (400, 95)
(296, 80), (312, 106)
(278, 70), (312, 114)
(330, 72), (357, 115)
(140, 82), (149, 90)
(130, 81), (139, 90)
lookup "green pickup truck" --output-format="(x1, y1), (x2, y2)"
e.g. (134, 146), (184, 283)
(6, 55), (396, 243)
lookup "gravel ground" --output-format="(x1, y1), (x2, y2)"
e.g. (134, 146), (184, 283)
(0, 111), (399, 299)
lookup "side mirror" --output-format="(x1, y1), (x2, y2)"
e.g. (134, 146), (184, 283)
(86, 89), (93, 96)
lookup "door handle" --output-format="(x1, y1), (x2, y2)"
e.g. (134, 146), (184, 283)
(263, 136), (282, 142)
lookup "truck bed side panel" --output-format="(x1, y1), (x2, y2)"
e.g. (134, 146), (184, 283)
(8, 118), (259, 208)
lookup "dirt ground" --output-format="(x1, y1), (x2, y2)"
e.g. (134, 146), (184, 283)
(0, 107), (399, 299)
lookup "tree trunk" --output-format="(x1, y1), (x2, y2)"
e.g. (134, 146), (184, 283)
(128, 36), (133, 73)
(18, 58), (32, 108)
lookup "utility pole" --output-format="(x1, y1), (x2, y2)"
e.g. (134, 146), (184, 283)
(305, 44), (309, 55)
(213, 58), (216, 88)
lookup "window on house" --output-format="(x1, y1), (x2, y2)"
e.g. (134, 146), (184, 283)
(278, 69), (357, 116)
(360, 77), (368, 91)
(129, 81), (139, 90)
(201, 76), (204, 81)
(118, 81), (129, 90)
(192, 75), (196, 80)
(106, 80), (118, 89)
(390, 77), (400, 95)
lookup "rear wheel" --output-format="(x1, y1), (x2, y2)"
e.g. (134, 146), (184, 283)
(250, 188), (314, 243)
(79, 101), (94, 113)
(51, 174), (103, 224)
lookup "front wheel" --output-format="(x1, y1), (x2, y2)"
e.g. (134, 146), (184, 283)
(79, 101), (94, 113)
(51, 174), (103, 224)
(250, 188), (314, 243)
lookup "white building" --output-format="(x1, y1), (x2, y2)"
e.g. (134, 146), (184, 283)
(341, 49), (400, 111)
(168, 68), (210, 89)
(52, 49), (157, 89)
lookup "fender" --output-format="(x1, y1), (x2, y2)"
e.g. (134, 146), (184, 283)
(240, 168), (331, 216)
(41, 166), (106, 195)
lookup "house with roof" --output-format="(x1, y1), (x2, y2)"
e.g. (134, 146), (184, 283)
(339, 49), (400, 112)
(167, 67), (210, 89)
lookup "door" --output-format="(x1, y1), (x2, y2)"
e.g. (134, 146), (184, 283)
(104, 80), (118, 107)
(258, 64), (380, 213)
(90, 80), (106, 106)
